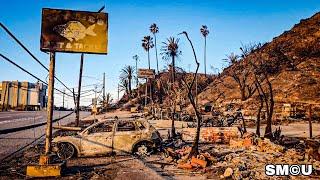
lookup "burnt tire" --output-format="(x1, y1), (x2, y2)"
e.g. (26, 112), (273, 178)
(56, 142), (76, 160)
(133, 141), (154, 157)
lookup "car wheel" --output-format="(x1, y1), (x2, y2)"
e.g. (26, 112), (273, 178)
(133, 141), (153, 157)
(56, 142), (75, 160)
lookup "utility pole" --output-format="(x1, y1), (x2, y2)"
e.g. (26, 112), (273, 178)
(133, 55), (139, 87)
(103, 72), (106, 110)
(117, 84), (120, 102)
(62, 89), (65, 109)
(44, 52), (55, 155)
(75, 53), (84, 127)
(94, 85), (97, 120)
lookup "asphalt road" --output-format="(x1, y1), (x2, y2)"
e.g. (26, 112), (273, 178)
(0, 111), (76, 130)
(0, 111), (90, 161)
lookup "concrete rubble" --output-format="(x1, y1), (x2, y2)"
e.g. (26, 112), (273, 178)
(161, 131), (320, 179)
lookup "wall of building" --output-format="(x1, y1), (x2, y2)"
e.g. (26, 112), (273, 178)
(0, 81), (47, 111)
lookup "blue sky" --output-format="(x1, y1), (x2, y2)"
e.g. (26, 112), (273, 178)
(1, 0), (319, 107)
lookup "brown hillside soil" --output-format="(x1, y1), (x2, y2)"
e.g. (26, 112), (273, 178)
(197, 12), (320, 117)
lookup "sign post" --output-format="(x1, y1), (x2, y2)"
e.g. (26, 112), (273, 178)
(26, 7), (108, 178)
(138, 69), (155, 109)
(40, 8), (108, 54)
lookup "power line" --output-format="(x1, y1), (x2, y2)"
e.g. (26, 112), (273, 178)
(0, 53), (73, 97)
(0, 22), (74, 95)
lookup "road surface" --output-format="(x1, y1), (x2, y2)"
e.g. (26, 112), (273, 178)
(0, 111), (90, 161)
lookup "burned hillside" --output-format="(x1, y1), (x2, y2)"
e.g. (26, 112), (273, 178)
(197, 12), (320, 118)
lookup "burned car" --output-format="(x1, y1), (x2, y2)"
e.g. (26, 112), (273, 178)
(52, 119), (162, 159)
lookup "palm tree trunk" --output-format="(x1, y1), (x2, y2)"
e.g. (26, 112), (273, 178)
(128, 77), (132, 97)
(204, 36), (207, 77)
(171, 55), (176, 138)
(172, 56), (175, 82)
(148, 49), (150, 69)
(154, 34), (159, 74)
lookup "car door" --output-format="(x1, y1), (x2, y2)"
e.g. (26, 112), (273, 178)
(80, 121), (114, 156)
(113, 121), (141, 153)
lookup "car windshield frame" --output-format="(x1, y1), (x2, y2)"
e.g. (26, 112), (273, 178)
(81, 120), (115, 135)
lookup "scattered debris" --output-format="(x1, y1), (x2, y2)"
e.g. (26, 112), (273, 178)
(223, 167), (233, 178)
(181, 127), (240, 143)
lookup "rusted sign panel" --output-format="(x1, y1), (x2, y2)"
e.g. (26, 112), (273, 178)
(181, 127), (239, 144)
(40, 8), (108, 54)
(138, 69), (155, 79)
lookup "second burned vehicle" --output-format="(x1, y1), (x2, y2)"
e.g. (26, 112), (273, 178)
(52, 118), (162, 160)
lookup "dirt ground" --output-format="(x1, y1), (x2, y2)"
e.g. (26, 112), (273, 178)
(0, 110), (319, 179)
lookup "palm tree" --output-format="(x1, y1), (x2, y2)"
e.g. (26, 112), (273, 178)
(200, 25), (209, 76)
(119, 78), (129, 95)
(142, 36), (154, 69)
(161, 37), (181, 137)
(150, 23), (159, 73)
(120, 65), (135, 97)
(161, 37), (181, 82)
(223, 52), (239, 65)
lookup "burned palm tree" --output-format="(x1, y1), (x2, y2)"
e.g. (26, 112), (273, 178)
(119, 78), (129, 95)
(142, 36), (154, 69)
(120, 65), (135, 97)
(150, 23), (159, 73)
(161, 37), (181, 82)
(161, 37), (181, 137)
(200, 25), (209, 76)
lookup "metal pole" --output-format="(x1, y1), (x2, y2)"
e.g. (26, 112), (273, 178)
(76, 53), (84, 126)
(62, 89), (65, 109)
(45, 52), (55, 155)
(117, 84), (120, 102)
(103, 72), (105, 110)
(94, 85), (97, 120)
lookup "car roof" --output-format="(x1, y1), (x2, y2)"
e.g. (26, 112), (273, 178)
(81, 118), (149, 133)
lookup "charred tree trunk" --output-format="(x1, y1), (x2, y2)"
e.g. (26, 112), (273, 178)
(179, 31), (201, 158)
(264, 77), (274, 139)
(240, 85), (246, 101)
(255, 82), (264, 137)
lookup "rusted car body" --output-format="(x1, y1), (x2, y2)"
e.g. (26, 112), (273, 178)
(52, 119), (162, 159)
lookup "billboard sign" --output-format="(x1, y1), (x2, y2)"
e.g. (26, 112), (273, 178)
(138, 69), (155, 79)
(40, 8), (108, 54)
